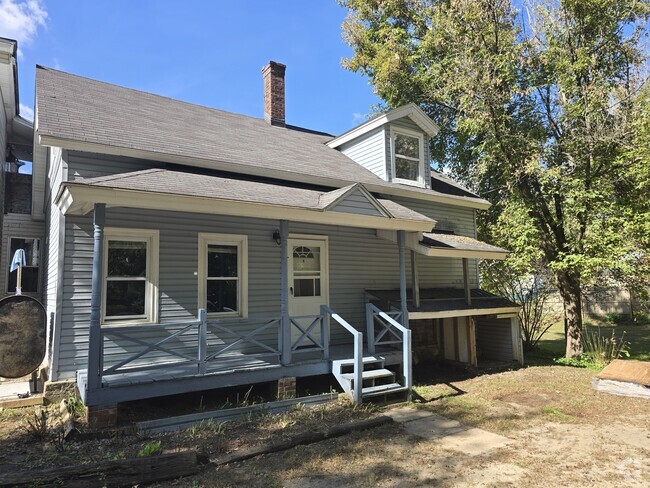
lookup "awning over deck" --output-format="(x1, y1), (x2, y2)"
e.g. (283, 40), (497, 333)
(377, 230), (508, 260)
(55, 168), (435, 232)
(366, 288), (520, 319)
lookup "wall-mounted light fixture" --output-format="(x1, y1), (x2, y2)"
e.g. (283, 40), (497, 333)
(272, 229), (281, 245)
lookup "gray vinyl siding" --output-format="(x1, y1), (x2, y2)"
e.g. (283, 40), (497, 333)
(1, 213), (45, 299)
(339, 127), (386, 180)
(387, 195), (479, 287)
(475, 317), (513, 362)
(385, 119), (431, 189)
(54, 208), (472, 379)
(31, 141), (47, 220)
(0, 99), (6, 243)
(328, 188), (383, 216)
(45, 147), (67, 376)
(67, 151), (157, 179)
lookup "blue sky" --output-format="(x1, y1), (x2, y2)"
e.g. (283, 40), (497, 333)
(0, 0), (380, 136)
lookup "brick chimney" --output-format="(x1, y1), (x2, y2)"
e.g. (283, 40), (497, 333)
(262, 61), (286, 127)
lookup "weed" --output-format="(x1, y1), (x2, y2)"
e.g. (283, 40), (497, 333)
(582, 326), (630, 365)
(137, 440), (162, 457)
(188, 419), (226, 440)
(65, 395), (84, 419)
(21, 408), (49, 441)
(542, 407), (572, 420)
(554, 355), (602, 370)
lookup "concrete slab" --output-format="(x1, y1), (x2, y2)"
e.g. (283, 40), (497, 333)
(387, 406), (512, 455)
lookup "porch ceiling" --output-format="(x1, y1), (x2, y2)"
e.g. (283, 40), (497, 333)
(366, 288), (520, 319)
(55, 168), (435, 232)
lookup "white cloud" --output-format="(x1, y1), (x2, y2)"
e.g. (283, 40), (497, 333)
(351, 112), (366, 125)
(0, 0), (47, 56)
(19, 102), (33, 121)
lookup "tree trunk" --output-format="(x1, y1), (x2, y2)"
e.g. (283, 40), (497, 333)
(555, 271), (583, 357)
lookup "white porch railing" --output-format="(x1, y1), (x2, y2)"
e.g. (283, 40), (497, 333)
(321, 305), (363, 403)
(365, 303), (412, 395)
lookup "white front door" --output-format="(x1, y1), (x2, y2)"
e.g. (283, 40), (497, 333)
(288, 237), (329, 346)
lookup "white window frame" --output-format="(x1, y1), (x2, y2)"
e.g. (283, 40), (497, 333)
(6, 236), (41, 294)
(198, 233), (248, 318)
(390, 126), (425, 187)
(102, 228), (159, 326)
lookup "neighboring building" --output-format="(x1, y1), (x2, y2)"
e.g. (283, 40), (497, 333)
(30, 60), (521, 421)
(0, 38), (45, 304)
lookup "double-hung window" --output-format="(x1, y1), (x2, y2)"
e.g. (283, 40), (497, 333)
(391, 127), (425, 186)
(198, 233), (248, 318)
(102, 228), (159, 325)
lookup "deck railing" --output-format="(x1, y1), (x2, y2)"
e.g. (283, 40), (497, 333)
(365, 303), (412, 395)
(322, 305), (362, 403)
(289, 314), (327, 355)
(100, 309), (285, 378)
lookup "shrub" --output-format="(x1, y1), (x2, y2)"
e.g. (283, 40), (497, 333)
(582, 326), (630, 366)
(605, 313), (627, 325)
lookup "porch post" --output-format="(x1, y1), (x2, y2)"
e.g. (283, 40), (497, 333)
(397, 230), (409, 327)
(87, 203), (105, 391)
(462, 258), (472, 305)
(410, 250), (420, 308)
(280, 220), (291, 365)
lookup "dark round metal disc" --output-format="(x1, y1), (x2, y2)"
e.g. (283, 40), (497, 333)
(0, 295), (46, 378)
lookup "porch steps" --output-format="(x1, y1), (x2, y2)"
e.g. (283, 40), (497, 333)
(362, 383), (408, 398)
(332, 355), (408, 402)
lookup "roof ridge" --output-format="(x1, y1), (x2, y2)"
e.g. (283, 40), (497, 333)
(36, 66), (331, 136)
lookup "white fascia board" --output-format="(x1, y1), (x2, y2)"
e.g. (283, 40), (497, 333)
(409, 307), (521, 320)
(56, 184), (434, 233)
(327, 103), (440, 149)
(38, 134), (490, 210)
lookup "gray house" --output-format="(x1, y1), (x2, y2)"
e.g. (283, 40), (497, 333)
(33, 61), (521, 423)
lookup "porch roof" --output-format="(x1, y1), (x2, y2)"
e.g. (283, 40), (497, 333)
(56, 168), (436, 232)
(366, 288), (520, 319)
(376, 230), (509, 260)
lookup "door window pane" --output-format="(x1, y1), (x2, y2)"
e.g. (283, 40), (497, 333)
(294, 278), (321, 297)
(7, 238), (40, 293)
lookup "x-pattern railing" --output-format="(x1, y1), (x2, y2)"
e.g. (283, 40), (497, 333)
(290, 314), (324, 352)
(206, 317), (281, 361)
(101, 319), (201, 376)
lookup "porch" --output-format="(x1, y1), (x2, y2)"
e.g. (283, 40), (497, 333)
(78, 304), (411, 406)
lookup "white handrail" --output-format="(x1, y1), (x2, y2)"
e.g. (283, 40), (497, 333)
(321, 305), (363, 403)
(366, 303), (412, 396)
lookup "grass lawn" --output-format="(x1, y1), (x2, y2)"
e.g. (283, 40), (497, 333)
(527, 316), (650, 366)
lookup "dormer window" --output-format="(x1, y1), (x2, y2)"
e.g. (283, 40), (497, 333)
(390, 127), (425, 187)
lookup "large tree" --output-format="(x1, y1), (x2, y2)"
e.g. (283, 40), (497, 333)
(341, 0), (650, 356)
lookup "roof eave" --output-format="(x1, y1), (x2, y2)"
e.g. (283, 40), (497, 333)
(38, 133), (491, 210)
(56, 183), (435, 233)
(327, 103), (440, 149)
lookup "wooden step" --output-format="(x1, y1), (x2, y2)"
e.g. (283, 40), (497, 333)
(332, 356), (384, 366)
(341, 368), (394, 382)
(361, 383), (408, 398)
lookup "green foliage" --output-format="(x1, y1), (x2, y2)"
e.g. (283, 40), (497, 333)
(65, 395), (84, 419)
(554, 355), (602, 371)
(605, 313), (627, 326)
(137, 440), (162, 457)
(21, 408), (49, 440)
(582, 326), (630, 365)
(341, 0), (650, 357)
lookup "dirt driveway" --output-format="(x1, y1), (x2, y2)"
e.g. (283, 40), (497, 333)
(172, 366), (649, 487)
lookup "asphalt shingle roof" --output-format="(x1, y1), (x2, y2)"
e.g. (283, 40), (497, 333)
(70, 168), (434, 223)
(36, 66), (487, 206)
(421, 232), (508, 254)
(366, 288), (520, 313)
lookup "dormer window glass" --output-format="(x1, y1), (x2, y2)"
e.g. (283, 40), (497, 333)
(391, 128), (425, 186)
